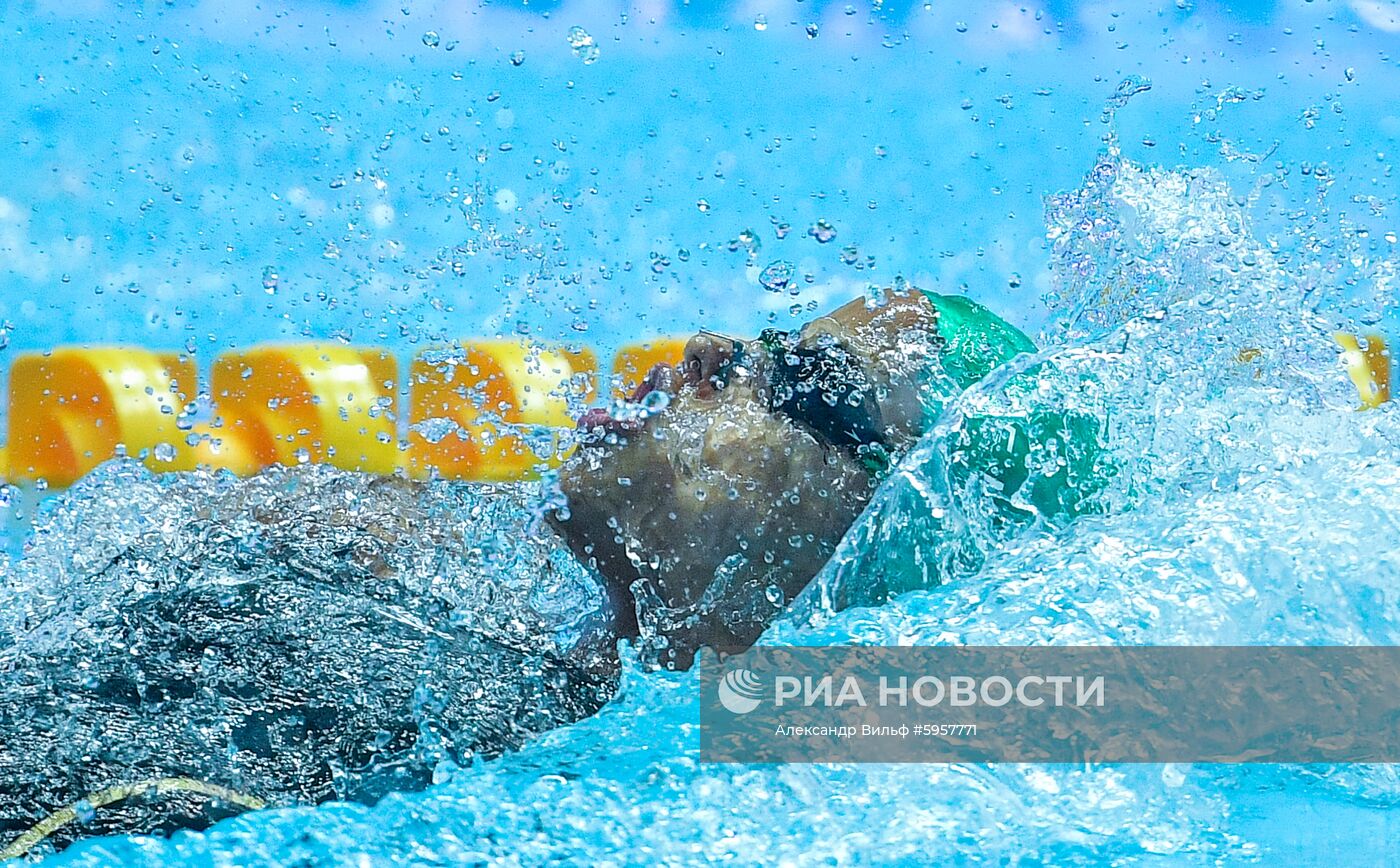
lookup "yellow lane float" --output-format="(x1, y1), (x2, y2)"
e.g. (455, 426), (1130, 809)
(0, 332), (1391, 490)
(208, 346), (399, 475)
(557, 345), (600, 399)
(406, 341), (593, 482)
(7, 348), (195, 488)
(610, 338), (688, 399)
(1335, 332), (1391, 410)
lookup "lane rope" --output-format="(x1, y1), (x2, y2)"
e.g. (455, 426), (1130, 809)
(0, 777), (265, 861)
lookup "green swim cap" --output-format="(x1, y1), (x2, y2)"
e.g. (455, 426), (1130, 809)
(923, 291), (1038, 392)
(918, 290), (1105, 523)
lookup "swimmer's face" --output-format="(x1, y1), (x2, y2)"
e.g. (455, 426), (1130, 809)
(553, 351), (872, 667)
(550, 289), (940, 667)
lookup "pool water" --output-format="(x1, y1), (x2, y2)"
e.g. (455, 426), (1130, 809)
(4, 0), (1400, 864)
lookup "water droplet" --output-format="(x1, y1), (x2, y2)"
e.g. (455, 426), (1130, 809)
(696, 198), (711, 213)
(153, 442), (176, 463)
(754, 14), (768, 31)
(412, 418), (460, 444)
(760, 260), (796, 293)
(421, 31), (440, 48)
(1345, 67), (1356, 82)
(567, 26), (599, 64)
(261, 266), (280, 294)
(955, 21), (968, 32)
(1161, 763), (1187, 788)
(1106, 75), (1153, 110)
(806, 22), (819, 38)
(1008, 272), (1023, 289)
(511, 50), (526, 66)
(640, 389), (670, 413)
(863, 284), (887, 309)
(809, 219), (838, 244)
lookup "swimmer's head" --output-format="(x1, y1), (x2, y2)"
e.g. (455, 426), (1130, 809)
(550, 288), (943, 668)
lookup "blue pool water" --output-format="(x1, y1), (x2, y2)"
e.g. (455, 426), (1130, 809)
(4, 0), (1400, 864)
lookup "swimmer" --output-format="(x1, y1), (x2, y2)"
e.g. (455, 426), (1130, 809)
(0, 285), (1100, 855)
(551, 285), (1103, 667)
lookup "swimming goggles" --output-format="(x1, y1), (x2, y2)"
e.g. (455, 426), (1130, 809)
(700, 329), (892, 478)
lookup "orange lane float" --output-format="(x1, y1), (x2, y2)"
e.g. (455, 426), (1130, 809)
(6, 348), (196, 488)
(206, 345), (399, 475)
(610, 338), (689, 399)
(406, 341), (594, 482)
